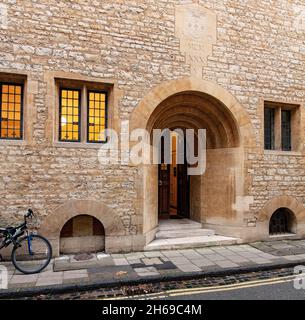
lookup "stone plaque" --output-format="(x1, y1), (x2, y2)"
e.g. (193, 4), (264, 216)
(293, 6), (305, 34)
(175, 3), (217, 76)
(0, 4), (7, 30)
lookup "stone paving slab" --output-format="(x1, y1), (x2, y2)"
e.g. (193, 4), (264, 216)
(63, 270), (88, 280)
(215, 260), (239, 269)
(192, 259), (215, 268)
(176, 264), (201, 273)
(113, 258), (129, 266)
(251, 240), (305, 256)
(1, 240), (305, 297)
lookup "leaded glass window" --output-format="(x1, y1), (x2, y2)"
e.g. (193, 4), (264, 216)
(0, 83), (23, 140)
(264, 107), (275, 150)
(87, 91), (107, 143)
(281, 110), (292, 151)
(59, 89), (81, 142)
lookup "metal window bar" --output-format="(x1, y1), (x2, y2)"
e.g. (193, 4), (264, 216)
(269, 210), (289, 235)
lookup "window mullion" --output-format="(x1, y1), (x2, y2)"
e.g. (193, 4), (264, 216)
(81, 85), (87, 143)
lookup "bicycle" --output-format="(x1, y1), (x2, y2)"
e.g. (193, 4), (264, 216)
(0, 209), (52, 274)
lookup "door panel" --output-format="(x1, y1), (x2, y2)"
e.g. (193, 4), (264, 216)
(177, 164), (190, 218)
(158, 164), (170, 219)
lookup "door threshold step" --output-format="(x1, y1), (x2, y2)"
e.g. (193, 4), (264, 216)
(158, 219), (202, 231)
(145, 235), (241, 251)
(156, 228), (215, 239)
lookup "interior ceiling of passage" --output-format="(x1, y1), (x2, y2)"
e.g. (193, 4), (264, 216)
(147, 91), (241, 149)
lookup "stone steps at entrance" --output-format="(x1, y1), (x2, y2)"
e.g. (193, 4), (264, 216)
(157, 228), (215, 239)
(145, 235), (240, 251)
(145, 219), (240, 251)
(158, 219), (203, 231)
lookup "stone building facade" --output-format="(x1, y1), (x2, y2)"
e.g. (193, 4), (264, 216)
(1, 0), (305, 256)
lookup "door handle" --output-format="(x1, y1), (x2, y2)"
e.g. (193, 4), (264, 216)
(159, 180), (163, 187)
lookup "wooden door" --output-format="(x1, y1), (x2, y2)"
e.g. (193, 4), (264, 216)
(158, 164), (170, 219)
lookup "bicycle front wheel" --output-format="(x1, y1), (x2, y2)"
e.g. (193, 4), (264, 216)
(12, 235), (52, 274)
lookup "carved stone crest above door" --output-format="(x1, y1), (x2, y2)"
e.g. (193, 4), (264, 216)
(175, 3), (217, 77)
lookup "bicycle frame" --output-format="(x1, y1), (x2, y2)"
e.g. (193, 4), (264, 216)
(0, 222), (28, 250)
(0, 240), (6, 251)
(0, 210), (52, 274)
(27, 233), (34, 256)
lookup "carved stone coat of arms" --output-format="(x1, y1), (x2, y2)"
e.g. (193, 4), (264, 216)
(175, 3), (217, 76)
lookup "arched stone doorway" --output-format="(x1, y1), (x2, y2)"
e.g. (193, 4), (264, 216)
(148, 91), (241, 222)
(130, 78), (256, 245)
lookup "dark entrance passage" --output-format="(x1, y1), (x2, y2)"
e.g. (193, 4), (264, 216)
(158, 163), (190, 220)
(177, 163), (190, 218)
(269, 208), (296, 236)
(158, 133), (190, 220)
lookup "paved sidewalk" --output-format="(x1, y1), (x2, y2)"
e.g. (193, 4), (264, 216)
(1, 240), (305, 297)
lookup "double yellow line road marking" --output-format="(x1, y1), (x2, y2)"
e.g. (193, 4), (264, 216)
(104, 275), (295, 300)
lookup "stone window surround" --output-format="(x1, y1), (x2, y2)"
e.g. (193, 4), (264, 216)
(57, 80), (109, 144)
(40, 199), (132, 256)
(256, 195), (305, 240)
(0, 70), (36, 146)
(44, 71), (121, 149)
(259, 98), (304, 155)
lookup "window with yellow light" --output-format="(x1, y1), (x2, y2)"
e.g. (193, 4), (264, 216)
(0, 83), (23, 140)
(59, 89), (81, 142)
(87, 91), (107, 143)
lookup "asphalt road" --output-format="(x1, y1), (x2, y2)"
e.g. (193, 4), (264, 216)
(163, 278), (305, 300)
(119, 276), (305, 300)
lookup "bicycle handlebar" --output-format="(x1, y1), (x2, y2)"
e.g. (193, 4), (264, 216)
(24, 209), (34, 221)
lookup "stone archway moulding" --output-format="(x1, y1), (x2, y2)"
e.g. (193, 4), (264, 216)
(257, 196), (305, 223)
(129, 77), (256, 149)
(130, 77), (256, 245)
(40, 200), (123, 238)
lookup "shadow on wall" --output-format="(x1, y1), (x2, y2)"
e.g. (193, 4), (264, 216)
(60, 215), (105, 254)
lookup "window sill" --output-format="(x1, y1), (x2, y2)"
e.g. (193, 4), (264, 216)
(264, 150), (302, 156)
(0, 139), (28, 147)
(53, 141), (105, 149)
(269, 233), (297, 240)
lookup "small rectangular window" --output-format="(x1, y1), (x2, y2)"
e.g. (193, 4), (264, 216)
(87, 91), (107, 143)
(281, 110), (292, 151)
(264, 107), (275, 150)
(0, 83), (23, 140)
(59, 89), (81, 142)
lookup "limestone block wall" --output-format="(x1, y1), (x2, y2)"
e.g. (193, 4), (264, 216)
(0, 0), (304, 252)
